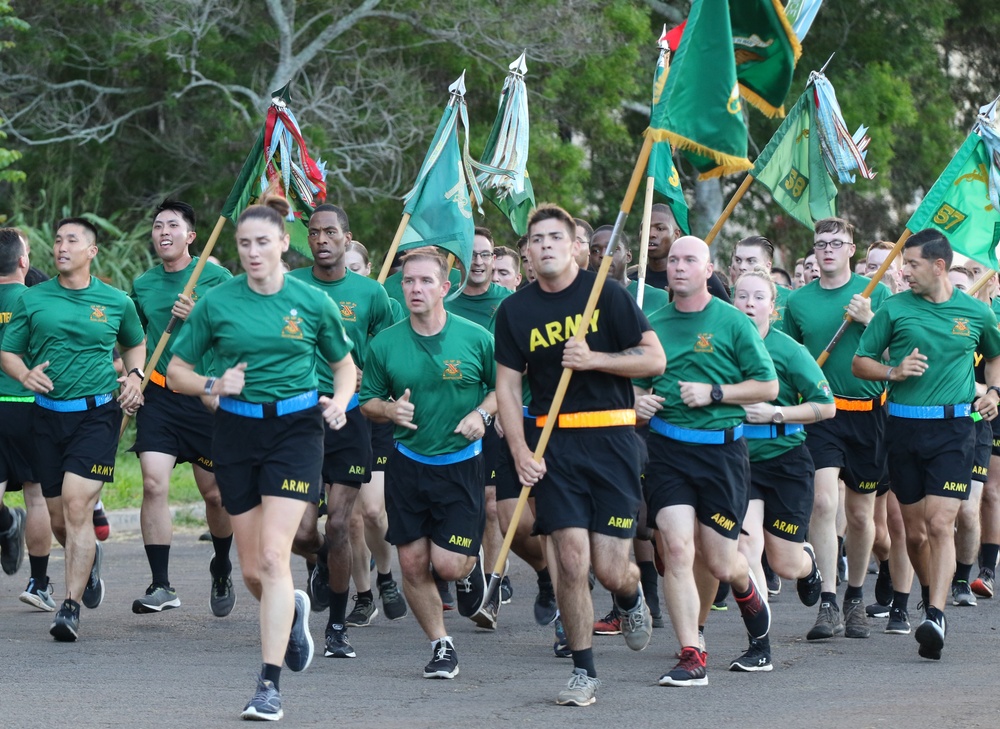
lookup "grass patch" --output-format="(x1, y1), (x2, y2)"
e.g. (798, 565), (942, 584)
(2, 420), (203, 511)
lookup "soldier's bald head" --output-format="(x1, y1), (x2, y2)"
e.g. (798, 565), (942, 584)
(670, 236), (711, 263)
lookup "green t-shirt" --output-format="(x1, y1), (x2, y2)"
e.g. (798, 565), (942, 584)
(383, 267), (462, 308)
(444, 282), (511, 332)
(387, 297), (407, 324)
(636, 297), (776, 431)
(2, 276), (145, 400)
(749, 328), (834, 462)
(770, 285), (791, 332)
(287, 267), (395, 389)
(172, 274), (354, 403)
(625, 279), (670, 315)
(783, 274), (890, 398)
(857, 288), (1000, 406)
(0, 282), (31, 398)
(360, 313), (495, 456)
(129, 257), (232, 376)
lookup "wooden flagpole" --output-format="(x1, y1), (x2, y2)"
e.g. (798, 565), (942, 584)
(704, 174), (754, 245)
(968, 268), (997, 297)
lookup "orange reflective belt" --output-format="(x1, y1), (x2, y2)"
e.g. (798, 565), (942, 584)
(149, 370), (167, 388)
(834, 391), (886, 412)
(535, 409), (636, 428)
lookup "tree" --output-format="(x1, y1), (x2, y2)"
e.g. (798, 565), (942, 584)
(0, 0), (28, 222)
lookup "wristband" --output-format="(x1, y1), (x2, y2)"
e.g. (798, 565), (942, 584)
(989, 385), (1000, 399)
(204, 377), (217, 396)
(885, 367), (894, 382)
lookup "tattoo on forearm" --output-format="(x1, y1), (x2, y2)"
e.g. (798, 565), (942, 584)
(608, 346), (645, 358)
(808, 402), (822, 422)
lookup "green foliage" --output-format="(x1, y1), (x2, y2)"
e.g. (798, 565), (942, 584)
(0, 0), (27, 218)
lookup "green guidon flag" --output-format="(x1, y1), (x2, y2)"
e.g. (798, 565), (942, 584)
(752, 88), (838, 229)
(731, 0), (802, 118)
(647, 38), (690, 234)
(907, 132), (1000, 269)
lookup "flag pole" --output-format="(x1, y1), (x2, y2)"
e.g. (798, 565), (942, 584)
(704, 173), (754, 245)
(636, 177), (655, 308)
(815, 228), (911, 367)
(120, 215), (228, 436)
(376, 214), (411, 284)
(968, 268), (996, 297)
(485, 135), (654, 603)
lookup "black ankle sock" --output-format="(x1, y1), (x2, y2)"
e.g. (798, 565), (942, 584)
(732, 579), (752, 600)
(536, 566), (552, 588)
(892, 591), (909, 611)
(821, 591), (838, 608)
(571, 647), (596, 678)
(879, 559), (889, 575)
(357, 589), (373, 602)
(638, 560), (658, 590)
(329, 590), (349, 628)
(615, 590), (640, 611)
(144, 544), (170, 587)
(844, 584), (863, 601)
(955, 562), (973, 583)
(376, 571), (394, 587)
(0, 504), (12, 531)
(982, 544), (1000, 570)
(921, 584), (930, 608)
(262, 663), (281, 690)
(210, 534), (233, 576)
(29, 554), (49, 585)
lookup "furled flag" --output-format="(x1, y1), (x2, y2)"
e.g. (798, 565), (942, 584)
(398, 73), (480, 296)
(646, 0), (751, 180)
(646, 26), (690, 234)
(811, 71), (876, 183)
(784, 0), (824, 42)
(730, 0), (801, 118)
(907, 117), (1000, 268)
(752, 84), (838, 229)
(220, 84), (327, 255)
(977, 95), (1000, 213)
(476, 53), (536, 237)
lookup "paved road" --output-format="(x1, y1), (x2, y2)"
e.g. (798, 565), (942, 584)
(3, 531), (1000, 728)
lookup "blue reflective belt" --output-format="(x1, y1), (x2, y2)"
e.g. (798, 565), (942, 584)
(887, 402), (972, 420)
(395, 439), (482, 465)
(743, 423), (805, 440)
(321, 393), (360, 411)
(523, 406), (535, 421)
(649, 417), (743, 445)
(35, 393), (114, 413)
(218, 390), (318, 419)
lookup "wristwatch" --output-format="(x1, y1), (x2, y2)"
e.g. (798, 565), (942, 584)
(772, 406), (785, 424)
(204, 377), (217, 396)
(710, 384), (724, 404)
(476, 407), (494, 426)
(127, 367), (145, 380)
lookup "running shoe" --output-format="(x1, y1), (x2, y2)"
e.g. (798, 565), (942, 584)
(324, 626), (356, 658)
(210, 557), (236, 617)
(378, 578), (408, 621)
(284, 589), (314, 672)
(952, 580), (978, 607)
(92, 504), (110, 542)
(796, 543), (822, 607)
(659, 646), (708, 687)
(534, 575), (557, 626)
(455, 549), (486, 618)
(885, 606), (911, 635)
(0, 506), (26, 575)
(874, 560), (893, 606)
(435, 574), (456, 611)
(241, 675), (282, 721)
(500, 575), (513, 605)
(346, 593), (378, 627)
(806, 601), (844, 641)
(553, 617), (571, 658)
(736, 571), (771, 640)
(712, 582), (730, 611)
(132, 584), (181, 614)
(764, 567), (781, 597)
(866, 601), (891, 618)
(423, 637), (458, 679)
(471, 579), (500, 630)
(843, 597), (871, 638)
(50, 599), (81, 642)
(915, 607), (946, 660)
(20, 576), (56, 612)
(556, 667), (600, 706)
(81, 542), (105, 610)
(593, 607), (621, 635)
(308, 559), (331, 612)
(971, 567), (995, 598)
(729, 638), (773, 672)
(617, 586), (653, 652)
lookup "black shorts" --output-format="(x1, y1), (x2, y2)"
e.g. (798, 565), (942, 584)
(0, 401), (38, 488)
(527, 425), (642, 540)
(321, 406), (372, 488)
(645, 433), (750, 540)
(887, 416), (975, 505)
(974, 417), (991, 482)
(805, 406), (887, 494)
(384, 447), (485, 555)
(494, 434), (520, 502)
(212, 407), (324, 516)
(483, 423), (499, 485)
(132, 382), (214, 471)
(991, 414), (1000, 457)
(749, 444), (815, 543)
(370, 421), (393, 472)
(33, 400), (121, 498)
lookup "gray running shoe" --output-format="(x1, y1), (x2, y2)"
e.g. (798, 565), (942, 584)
(81, 542), (105, 610)
(346, 594), (378, 627)
(617, 585), (653, 651)
(971, 567), (995, 598)
(556, 667), (600, 706)
(885, 606), (911, 635)
(471, 578), (500, 630)
(806, 601), (844, 641)
(729, 638), (773, 672)
(284, 589), (314, 672)
(50, 599), (80, 642)
(423, 637), (459, 679)
(241, 675), (282, 721)
(0, 506), (26, 575)
(132, 584), (181, 614)
(20, 577), (56, 612)
(378, 579), (408, 621)
(952, 580), (977, 607)
(210, 557), (236, 617)
(844, 597), (871, 638)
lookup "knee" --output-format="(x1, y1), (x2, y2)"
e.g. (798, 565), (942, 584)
(397, 548), (427, 581)
(201, 486), (224, 511)
(142, 474), (170, 500)
(258, 545), (287, 580)
(928, 514), (958, 541)
(361, 500), (385, 525)
(555, 545), (589, 582)
(324, 509), (351, 540)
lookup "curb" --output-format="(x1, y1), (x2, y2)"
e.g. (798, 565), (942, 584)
(106, 502), (207, 534)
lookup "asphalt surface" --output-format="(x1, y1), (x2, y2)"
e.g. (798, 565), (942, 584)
(4, 530), (1000, 728)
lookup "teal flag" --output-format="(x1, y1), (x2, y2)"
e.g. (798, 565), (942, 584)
(752, 89), (838, 229)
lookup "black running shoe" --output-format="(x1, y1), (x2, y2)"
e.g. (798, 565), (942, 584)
(0, 506), (26, 575)
(308, 559), (331, 613)
(378, 578), (408, 621)
(796, 543), (822, 607)
(875, 560), (893, 606)
(423, 637), (459, 679)
(50, 599), (81, 642)
(736, 571), (771, 640)
(729, 638), (773, 672)
(81, 542), (104, 610)
(346, 594), (378, 627)
(658, 646), (708, 687)
(534, 576), (557, 626)
(952, 580), (977, 607)
(885, 606), (911, 635)
(324, 626), (357, 658)
(210, 557), (236, 618)
(500, 575), (513, 605)
(915, 607), (946, 660)
(455, 549), (486, 618)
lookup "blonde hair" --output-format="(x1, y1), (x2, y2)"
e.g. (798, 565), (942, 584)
(734, 266), (777, 303)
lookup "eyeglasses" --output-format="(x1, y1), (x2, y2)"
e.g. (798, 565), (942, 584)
(814, 239), (851, 250)
(471, 251), (495, 261)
